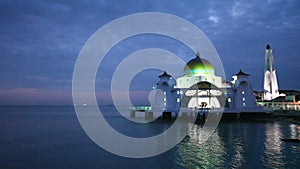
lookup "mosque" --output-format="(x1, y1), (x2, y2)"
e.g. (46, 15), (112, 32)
(153, 51), (261, 114)
(152, 44), (300, 116)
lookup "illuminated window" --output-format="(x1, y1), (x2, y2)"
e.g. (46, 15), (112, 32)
(242, 91), (245, 94)
(242, 97), (245, 101)
(177, 90), (180, 95)
(164, 97), (166, 101)
(228, 98), (231, 102)
(243, 102), (246, 106)
(164, 91), (166, 95)
(177, 98), (180, 103)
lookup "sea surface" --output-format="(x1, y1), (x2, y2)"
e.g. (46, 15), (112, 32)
(0, 105), (299, 169)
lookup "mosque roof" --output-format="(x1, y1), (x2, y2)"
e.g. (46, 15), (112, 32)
(183, 52), (215, 76)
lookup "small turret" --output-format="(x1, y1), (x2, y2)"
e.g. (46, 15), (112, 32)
(158, 71), (171, 78)
(235, 69), (249, 76)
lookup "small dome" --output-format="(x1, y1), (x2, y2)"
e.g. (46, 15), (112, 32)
(184, 52), (215, 76)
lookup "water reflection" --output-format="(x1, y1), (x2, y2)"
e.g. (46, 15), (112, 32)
(230, 137), (245, 168)
(176, 124), (226, 168)
(287, 124), (300, 166)
(174, 122), (299, 169)
(263, 123), (285, 168)
(221, 122), (249, 169)
(289, 124), (300, 139)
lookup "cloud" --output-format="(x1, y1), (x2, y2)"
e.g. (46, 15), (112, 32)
(230, 2), (245, 18)
(208, 15), (219, 23)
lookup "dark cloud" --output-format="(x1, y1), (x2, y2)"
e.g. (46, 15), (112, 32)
(0, 0), (299, 104)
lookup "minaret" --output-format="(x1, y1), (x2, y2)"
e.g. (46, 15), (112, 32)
(154, 71), (180, 112)
(263, 44), (279, 100)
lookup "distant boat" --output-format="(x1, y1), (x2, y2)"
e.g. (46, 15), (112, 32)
(83, 103), (87, 106)
(281, 138), (300, 142)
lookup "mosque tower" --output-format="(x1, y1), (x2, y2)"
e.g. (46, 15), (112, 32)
(263, 44), (279, 100)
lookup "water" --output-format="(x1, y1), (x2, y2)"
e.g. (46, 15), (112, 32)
(0, 106), (299, 169)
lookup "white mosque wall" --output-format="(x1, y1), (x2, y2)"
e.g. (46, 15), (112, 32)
(227, 73), (257, 111)
(176, 75), (222, 89)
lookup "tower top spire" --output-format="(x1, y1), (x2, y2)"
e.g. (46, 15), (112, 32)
(196, 52), (200, 58)
(266, 44), (271, 49)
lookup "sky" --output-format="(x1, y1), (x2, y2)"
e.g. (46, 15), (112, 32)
(0, 0), (300, 105)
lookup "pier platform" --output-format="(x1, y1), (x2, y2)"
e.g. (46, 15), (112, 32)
(129, 106), (274, 121)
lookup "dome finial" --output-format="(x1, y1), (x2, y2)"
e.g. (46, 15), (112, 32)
(196, 51), (200, 58)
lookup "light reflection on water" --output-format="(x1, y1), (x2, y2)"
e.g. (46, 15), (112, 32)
(176, 125), (226, 168)
(175, 121), (300, 169)
(263, 123), (285, 169)
(230, 137), (245, 168)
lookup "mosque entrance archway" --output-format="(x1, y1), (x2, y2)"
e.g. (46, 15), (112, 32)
(181, 81), (224, 109)
(187, 97), (220, 109)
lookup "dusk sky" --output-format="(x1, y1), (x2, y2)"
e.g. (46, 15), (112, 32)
(1, 0), (300, 105)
